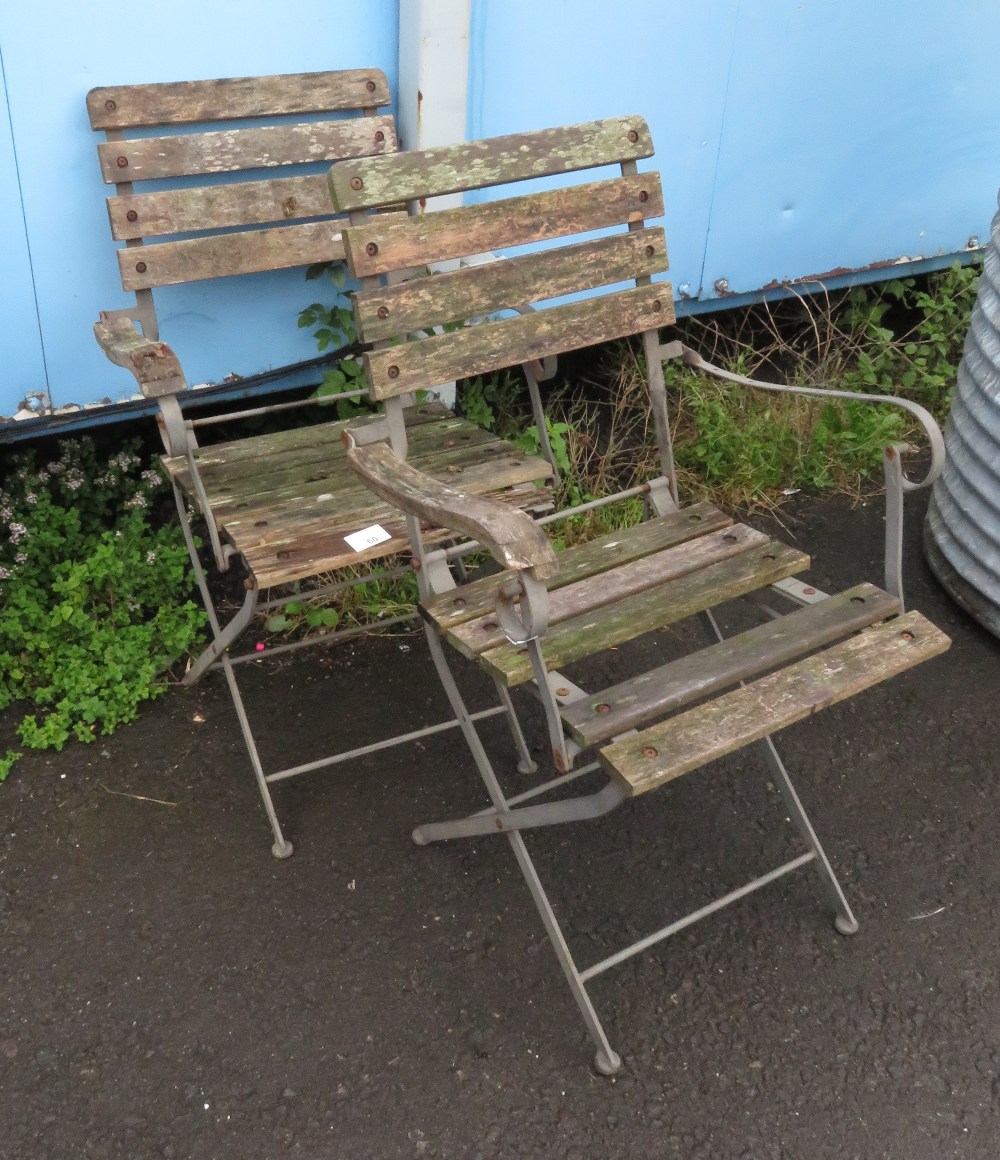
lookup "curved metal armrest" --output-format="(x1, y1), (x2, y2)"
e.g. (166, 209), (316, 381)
(679, 345), (945, 492)
(343, 430), (559, 582)
(94, 314), (187, 399)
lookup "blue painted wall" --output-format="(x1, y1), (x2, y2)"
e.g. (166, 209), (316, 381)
(2, 0), (1000, 423)
(0, 0), (398, 420)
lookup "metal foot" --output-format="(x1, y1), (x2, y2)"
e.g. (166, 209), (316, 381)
(835, 914), (860, 936)
(517, 758), (539, 775)
(411, 827), (430, 846)
(271, 839), (294, 859)
(594, 1047), (622, 1077)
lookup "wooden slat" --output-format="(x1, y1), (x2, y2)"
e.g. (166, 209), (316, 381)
(119, 221), (347, 291)
(329, 117), (653, 211)
(423, 502), (732, 631)
(364, 283), (674, 399)
(480, 541), (810, 687)
(341, 173), (662, 278)
(600, 611), (951, 797)
(355, 228), (668, 341)
(447, 525), (767, 659)
(97, 116), (395, 183)
(87, 70), (390, 130)
(107, 173), (338, 240)
(564, 583), (902, 747)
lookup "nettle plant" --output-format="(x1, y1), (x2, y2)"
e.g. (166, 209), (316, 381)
(0, 438), (205, 780)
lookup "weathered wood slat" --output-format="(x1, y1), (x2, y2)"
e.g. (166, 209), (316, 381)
(600, 611), (951, 797)
(87, 70), (390, 130)
(423, 502), (732, 631)
(243, 480), (552, 589)
(365, 283), (674, 399)
(480, 541), (810, 687)
(341, 173), (662, 278)
(355, 228), (668, 341)
(107, 173), (338, 240)
(329, 117), (653, 211)
(97, 116), (396, 183)
(448, 525), (767, 659)
(346, 441), (559, 580)
(119, 221), (347, 291)
(564, 583), (902, 747)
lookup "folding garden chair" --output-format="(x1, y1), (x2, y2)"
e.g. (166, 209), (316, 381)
(328, 116), (952, 1071)
(88, 70), (555, 856)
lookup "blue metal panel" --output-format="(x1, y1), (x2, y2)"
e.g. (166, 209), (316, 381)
(699, 0), (1000, 301)
(0, 0), (397, 418)
(0, 45), (46, 415)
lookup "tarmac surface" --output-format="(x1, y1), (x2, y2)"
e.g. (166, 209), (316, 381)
(1, 490), (998, 1159)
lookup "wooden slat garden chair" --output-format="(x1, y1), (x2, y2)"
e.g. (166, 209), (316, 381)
(328, 117), (952, 1072)
(87, 70), (555, 856)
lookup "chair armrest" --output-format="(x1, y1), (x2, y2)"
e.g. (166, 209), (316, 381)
(678, 344), (944, 491)
(343, 431), (559, 581)
(94, 315), (187, 398)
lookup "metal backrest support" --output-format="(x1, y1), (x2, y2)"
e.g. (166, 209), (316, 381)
(330, 117), (674, 403)
(88, 69), (396, 339)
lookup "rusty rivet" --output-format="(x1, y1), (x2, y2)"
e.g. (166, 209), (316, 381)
(126, 210), (138, 223)
(116, 156), (129, 169)
(850, 595), (866, 604)
(652, 299), (662, 312)
(555, 687), (570, 697)
(365, 242), (379, 257)
(642, 746), (658, 759)
(105, 99), (117, 112)
(366, 79), (377, 92)
(254, 520), (268, 528)
(277, 550), (291, 561)
(762, 552), (776, 560)
(135, 261), (147, 273)
(627, 129), (639, 143)
(452, 597), (466, 608)
(377, 306), (389, 320)
(901, 630), (914, 641)
(387, 365), (400, 379)
(482, 621), (498, 632)
(350, 177), (363, 191)
(645, 245), (655, 257)
(595, 703), (611, 714)
(518, 648), (529, 657)
(495, 818), (504, 831)
(803, 586), (816, 595)
(688, 513), (703, 522)
(722, 533), (738, 543)
(638, 190), (649, 202)
(374, 130), (385, 143)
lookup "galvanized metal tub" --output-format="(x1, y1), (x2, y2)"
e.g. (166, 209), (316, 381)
(925, 196), (1000, 637)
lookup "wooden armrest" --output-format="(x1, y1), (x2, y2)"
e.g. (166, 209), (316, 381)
(343, 431), (559, 581)
(93, 315), (187, 398)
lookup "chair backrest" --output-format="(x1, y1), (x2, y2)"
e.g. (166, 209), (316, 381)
(328, 117), (673, 404)
(88, 69), (396, 339)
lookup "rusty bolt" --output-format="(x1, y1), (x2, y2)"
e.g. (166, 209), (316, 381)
(254, 520), (268, 528)
(452, 597), (466, 608)
(105, 99), (117, 112)
(762, 552), (775, 561)
(638, 190), (649, 203)
(377, 306), (389, 320)
(803, 586), (816, 595)
(714, 277), (729, 294)
(387, 365), (399, 379)
(482, 621), (498, 632)
(518, 648), (529, 657)
(374, 130), (385, 143)
(642, 746), (658, 759)
(595, 703), (611, 714)
(968, 235), (980, 249)
(365, 242), (379, 257)
(627, 129), (639, 143)
(126, 210), (138, 223)
(277, 550), (291, 561)
(688, 513), (703, 523)
(850, 595), (866, 604)
(116, 156), (129, 169)
(645, 245), (655, 257)
(901, 630), (914, 641)
(135, 261), (147, 274)
(555, 687), (570, 698)
(722, 533), (738, 543)
(350, 177), (363, 191)
(495, 818), (504, 831)
(366, 79), (377, 92)
(651, 299), (662, 312)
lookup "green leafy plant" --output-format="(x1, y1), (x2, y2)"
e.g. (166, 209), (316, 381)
(0, 439), (206, 778)
(299, 261), (371, 419)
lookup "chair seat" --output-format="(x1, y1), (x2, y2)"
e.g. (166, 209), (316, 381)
(164, 402), (554, 587)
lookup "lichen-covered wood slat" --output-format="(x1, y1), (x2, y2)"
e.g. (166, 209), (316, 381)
(563, 583), (902, 747)
(600, 611), (951, 797)
(87, 69), (390, 130)
(97, 116), (396, 184)
(118, 221), (347, 291)
(354, 228), (668, 342)
(365, 283), (674, 400)
(341, 173), (663, 278)
(479, 540), (810, 687)
(329, 116), (653, 212)
(107, 173), (338, 241)
(421, 502), (732, 632)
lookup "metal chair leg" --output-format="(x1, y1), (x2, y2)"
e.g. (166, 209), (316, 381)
(492, 678), (538, 774)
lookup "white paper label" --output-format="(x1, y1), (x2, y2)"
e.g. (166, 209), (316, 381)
(344, 523), (392, 552)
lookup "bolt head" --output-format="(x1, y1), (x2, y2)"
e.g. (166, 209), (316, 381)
(350, 177), (363, 191)
(135, 261), (147, 273)
(387, 365), (399, 379)
(377, 305), (389, 320)
(116, 156), (129, 169)
(105, 99), (117, 112)
(714, 277), (729, 294)
(365, 242), (379, 257)
(126, 210), (138, 223)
